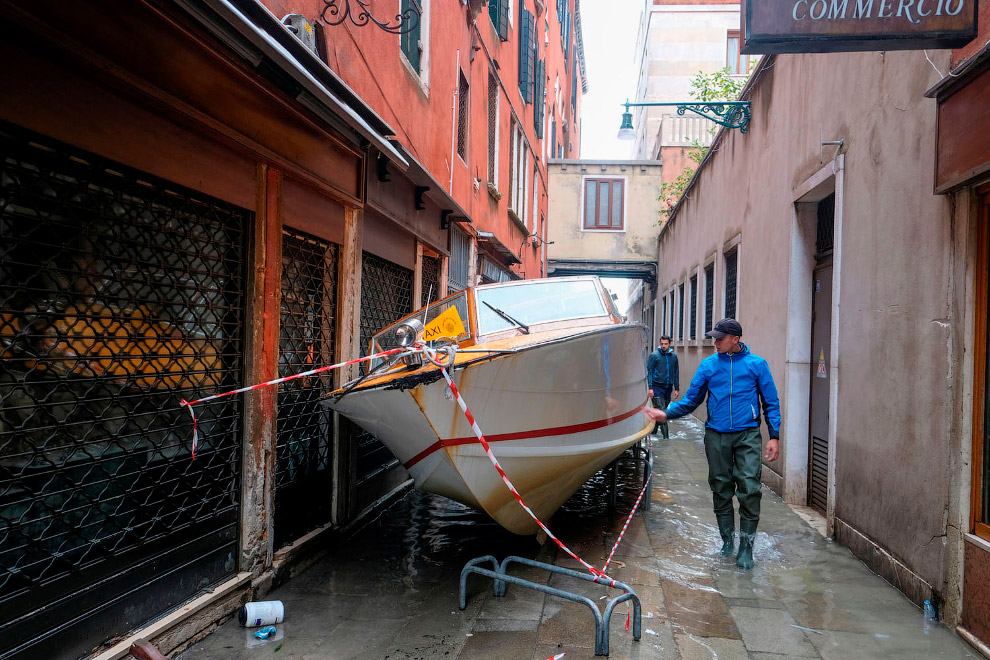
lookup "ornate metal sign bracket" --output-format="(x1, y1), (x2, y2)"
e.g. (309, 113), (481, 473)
(321, 0), (421, 35)
(618, 100), (751, 135)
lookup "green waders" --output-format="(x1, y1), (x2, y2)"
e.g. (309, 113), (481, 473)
(651, 395), (669, 439)
(703, 427), (763, 568)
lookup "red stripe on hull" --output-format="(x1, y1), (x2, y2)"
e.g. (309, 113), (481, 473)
(403, 398), (648, 469)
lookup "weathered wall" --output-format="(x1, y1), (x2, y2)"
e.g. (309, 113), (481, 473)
(656, 49), (957, 602)
(547, 159), (664, 261)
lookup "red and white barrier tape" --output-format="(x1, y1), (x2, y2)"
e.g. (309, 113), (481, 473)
(431, 351), (620, 587)
(601, 476), (651, 576)
(181, 340), (648, 616)
(180, 347), (405, 459)
(600, 470), (651, 631)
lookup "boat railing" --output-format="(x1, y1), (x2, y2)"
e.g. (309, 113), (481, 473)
(367, 292), (471, 371)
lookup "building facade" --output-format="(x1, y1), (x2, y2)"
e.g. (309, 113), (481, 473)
(652, 12), (990, 652)
(629, 0), (751, 187)
(546, 158), (663, 328)
(0, 0), (584, 657)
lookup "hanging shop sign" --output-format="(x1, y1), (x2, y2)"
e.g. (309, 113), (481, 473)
(741, 0), (978, 53)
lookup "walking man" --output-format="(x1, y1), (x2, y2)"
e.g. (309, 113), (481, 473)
(646, 335), (679, 438)
(644, 319), (780, 569)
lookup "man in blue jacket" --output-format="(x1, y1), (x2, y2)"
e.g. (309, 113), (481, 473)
(644, 318), (780, 569)
(646, 335), (679, 438)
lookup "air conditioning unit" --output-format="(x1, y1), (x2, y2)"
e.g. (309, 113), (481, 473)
(282, 14), (318, 55)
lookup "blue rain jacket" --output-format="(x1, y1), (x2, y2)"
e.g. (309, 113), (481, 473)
(664, 343), (780, 438)
(646, 347), (679, 389)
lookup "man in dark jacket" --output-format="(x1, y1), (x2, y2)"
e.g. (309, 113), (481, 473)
(644, 319), (780, 570)
(646, 335), (679, 438)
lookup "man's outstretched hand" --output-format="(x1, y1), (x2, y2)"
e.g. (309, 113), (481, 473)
(643, 407), (667, 423)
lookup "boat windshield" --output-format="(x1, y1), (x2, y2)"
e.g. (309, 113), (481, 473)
(367, 292), (471, 369)
(476, 279), (608, 335)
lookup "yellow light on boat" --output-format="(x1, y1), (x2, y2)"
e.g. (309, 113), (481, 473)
(394, 318), (424, 347)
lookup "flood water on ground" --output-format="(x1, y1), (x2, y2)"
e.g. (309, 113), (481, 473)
(179, 418), (980, 659)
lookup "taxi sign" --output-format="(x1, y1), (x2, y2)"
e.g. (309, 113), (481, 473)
(423, 305), (466, 342)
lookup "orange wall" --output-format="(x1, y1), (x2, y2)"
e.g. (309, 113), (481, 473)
(950, 1), (990, 68)
(262, 0), (583, 280)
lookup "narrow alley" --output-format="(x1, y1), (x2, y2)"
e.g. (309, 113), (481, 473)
(178, 418), (975, 660)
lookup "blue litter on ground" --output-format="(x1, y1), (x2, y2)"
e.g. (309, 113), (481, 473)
(254, 626), (276, 640)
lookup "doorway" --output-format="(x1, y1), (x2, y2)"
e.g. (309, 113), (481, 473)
(809, 194), (835, 514)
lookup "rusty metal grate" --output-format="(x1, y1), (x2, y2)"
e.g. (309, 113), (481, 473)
(816, 193), (835, 258)
(457, 71), (469, 162)
(356, 252), (413, 484)
(724, 248), (738, 320)
(0, 123), (246, 659)
(448, 228), (470, 293)
(421, 254), (440, 307)
(276, 229), (338, 547)
(488, 72), (498, 184)
(704, 263), (714, 333)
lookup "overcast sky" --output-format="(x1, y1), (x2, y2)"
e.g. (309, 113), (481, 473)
(579, 0), (643, 160)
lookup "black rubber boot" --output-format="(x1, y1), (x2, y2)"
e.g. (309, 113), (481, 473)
(716, 516), (735, 557)
(736, 532), (755, 569)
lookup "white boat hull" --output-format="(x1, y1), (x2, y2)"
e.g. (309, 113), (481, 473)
(329, 324), (653, 534)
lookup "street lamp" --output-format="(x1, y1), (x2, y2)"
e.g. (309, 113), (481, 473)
(616, 99), (752, 140)
(617, 110), (636, 141)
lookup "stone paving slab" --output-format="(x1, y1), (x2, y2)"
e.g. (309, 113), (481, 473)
(177, 417), (981, 659)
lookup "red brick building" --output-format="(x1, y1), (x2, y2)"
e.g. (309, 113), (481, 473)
(0, 0), (584, 657)
(263, 0), (585, 287)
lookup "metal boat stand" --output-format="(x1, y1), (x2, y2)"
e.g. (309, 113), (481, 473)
(459, 555), (641, 656)
(607, 437), (654, 513)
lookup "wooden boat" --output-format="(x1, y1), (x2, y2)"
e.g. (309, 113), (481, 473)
(327, 276), (653, 534)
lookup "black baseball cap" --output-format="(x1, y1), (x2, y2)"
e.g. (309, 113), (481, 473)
(706, 318), (743, 339)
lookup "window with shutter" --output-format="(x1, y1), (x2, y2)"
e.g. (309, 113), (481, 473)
(571, 61), (577, 110)
(519, 8), (534, 103)
(534, 59), (545, 137)
(490, 0), (509, 40)
(678, 282), (685, 341)
(400, 0), (423, 73)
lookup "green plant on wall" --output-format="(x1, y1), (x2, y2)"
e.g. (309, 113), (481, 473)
(658, 65), (753, 222)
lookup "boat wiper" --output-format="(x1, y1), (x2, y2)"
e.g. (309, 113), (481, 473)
(482, 301), (530, 334)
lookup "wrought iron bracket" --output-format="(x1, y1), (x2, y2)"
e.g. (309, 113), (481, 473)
(321, 0), (421, 35)
(623, 99), (751, 133)
(414, 185), (429, 210)
(376, 153), (391, 182)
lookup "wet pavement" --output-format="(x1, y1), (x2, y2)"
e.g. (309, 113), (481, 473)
(178, 417), (980, 659)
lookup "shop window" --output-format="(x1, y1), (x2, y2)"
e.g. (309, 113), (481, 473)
(457, 70), (469, 162)
(724, 247), (738, 319)
(583, 178), (624, 230)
